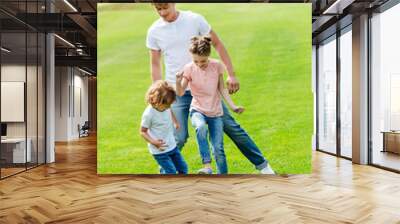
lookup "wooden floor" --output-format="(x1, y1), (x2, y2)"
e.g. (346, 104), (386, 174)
(0, 167), (26, 178)
(1, 163), (45, 178)
(1, 135), (400, 223)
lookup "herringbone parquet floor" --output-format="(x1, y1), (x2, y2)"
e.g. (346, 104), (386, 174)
(1, 135), (400, 224)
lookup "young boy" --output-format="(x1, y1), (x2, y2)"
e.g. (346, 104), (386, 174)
(140, 80), (188, 174)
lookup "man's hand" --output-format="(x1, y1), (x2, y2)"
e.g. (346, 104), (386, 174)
(152, 139), (168, 150)
(226, 76), (240, 94)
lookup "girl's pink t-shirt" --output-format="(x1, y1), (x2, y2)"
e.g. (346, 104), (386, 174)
(182, 59), (225, 117)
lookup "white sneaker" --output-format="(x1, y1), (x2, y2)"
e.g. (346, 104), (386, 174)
(260, 164), (275, 175)
(198, 167), (213, 174)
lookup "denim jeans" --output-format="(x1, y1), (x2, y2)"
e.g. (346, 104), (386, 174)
(190, 110), (227, 174)
(153, 147), (188, 174)
(221, 103), (268, 170)
(171, 90), (268, 170)
(171, 90), (192, 150)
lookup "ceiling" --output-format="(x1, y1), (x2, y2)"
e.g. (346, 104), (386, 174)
(311, 0), (390, 43)
(1, 0), (97, 74)
(0, 0), (395, 75)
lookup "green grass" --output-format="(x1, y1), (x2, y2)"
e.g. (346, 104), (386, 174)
(97, 3), (312, 174)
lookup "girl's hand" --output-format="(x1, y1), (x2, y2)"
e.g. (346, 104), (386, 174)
(174, 122), (180, 130)
(176, 71), (184, 84)
(233, 106), (245, 114)
(152, 139), (168, 150)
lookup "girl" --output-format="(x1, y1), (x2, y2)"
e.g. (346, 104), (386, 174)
(176, 35), (244, 174)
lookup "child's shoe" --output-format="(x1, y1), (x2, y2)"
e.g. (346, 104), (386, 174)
(260, 164), (275, 175)
(197, 167), (213, 174)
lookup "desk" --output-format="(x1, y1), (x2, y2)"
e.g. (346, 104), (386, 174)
(382, 131), (400, 154)
(1, 138), (31, 163)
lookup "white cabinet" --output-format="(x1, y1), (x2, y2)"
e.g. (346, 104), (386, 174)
(1, 138), (32, 163)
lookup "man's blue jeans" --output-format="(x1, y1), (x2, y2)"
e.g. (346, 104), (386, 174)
(153, 147), (188, 174)
(190, 110), (227, 174)
(171, 90), (268, 170)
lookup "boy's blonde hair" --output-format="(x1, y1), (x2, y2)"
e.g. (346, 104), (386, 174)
(189, 35), (212, 56)
(146, 80), (176, 108)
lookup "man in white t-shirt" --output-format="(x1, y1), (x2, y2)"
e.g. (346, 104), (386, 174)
(146, 3), (274, 174)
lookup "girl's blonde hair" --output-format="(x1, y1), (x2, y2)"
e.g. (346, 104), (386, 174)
(145, 80), (176, 107)
(189, 35), (212, 56)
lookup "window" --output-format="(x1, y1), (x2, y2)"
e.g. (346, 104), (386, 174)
(339, 27), (352, 158)
(318, 35), (337, 154)
(370, 3), (400, 171)
(0, 1), (46, 179)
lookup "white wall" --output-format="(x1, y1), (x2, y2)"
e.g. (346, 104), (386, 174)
(55, 67), (89, 141)
(55, 66), (69, 141)
(76, 71), (89, 139)
(1, 65), (26, 81)
(1, 82), (25, 122)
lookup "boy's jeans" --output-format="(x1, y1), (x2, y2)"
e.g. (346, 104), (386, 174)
(190, 110), (227, 174)
(171, 90), (268, 170)
(153, 147), (188, 174)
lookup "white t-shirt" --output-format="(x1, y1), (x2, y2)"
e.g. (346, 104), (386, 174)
(146, 10), (211, 86)
(141, 105), (177, 155)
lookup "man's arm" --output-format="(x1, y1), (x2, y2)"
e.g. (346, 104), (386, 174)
(150, 49), (162, 82)
(210, 30), (240, 94)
